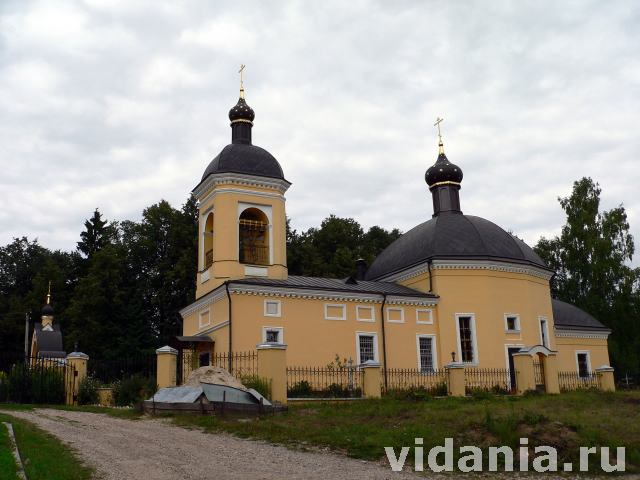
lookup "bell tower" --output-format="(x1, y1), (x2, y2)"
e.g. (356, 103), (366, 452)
(193, 68), (291, 298)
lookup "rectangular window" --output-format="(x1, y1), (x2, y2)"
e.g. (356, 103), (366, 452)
(262, 326), (284, 344)
(264, 300), (281, 317)
(417, 336), (436, 372)
(505, 314), (520, 332)
(356, 305), (375, 322)
(416, 309), (434, 324)
(386, 307), (404, 323)
(356, 332), (379, 365)
(539, 318), (549, 347)
(576, 352), (591, 378)
(324, 304), (346, 320)
(199, 310), (210, 328)
(457, 315), (477, 363)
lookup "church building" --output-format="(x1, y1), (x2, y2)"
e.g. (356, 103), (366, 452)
(179, 78), (611, 380)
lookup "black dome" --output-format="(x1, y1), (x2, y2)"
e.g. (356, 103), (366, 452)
(41, 304), (54, 315)
(229, 97), (255, 123)
(201, 143), (285, 181)
(425, 152), (463, 187)
(552, 299), (609, 331)
(365, 214), (548, 280)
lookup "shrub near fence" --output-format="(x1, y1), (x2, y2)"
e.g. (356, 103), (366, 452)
(88, 354), (157, 384)
(287, 366), (363, 398)
(558, 371), (599, 392)
(382, 368), (447, 396)
(0, 355), (69, 404)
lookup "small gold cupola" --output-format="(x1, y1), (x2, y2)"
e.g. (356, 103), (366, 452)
(41, 281), (55, 330)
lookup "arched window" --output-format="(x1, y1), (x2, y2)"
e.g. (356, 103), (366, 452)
(204, 213), (214, 269)
(239, 208), (269, 265)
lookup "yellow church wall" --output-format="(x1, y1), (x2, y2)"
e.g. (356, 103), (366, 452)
(554, 336), (611, 373)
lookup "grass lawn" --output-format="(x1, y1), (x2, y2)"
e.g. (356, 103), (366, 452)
(169, 390), (640, 473)
(0, 421), (19, 480)
(0, 412), (94, 480)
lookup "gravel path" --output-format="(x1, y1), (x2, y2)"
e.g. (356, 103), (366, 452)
(1, 408), (421, 479)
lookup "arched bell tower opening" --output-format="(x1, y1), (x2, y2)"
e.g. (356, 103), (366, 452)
(203, 212), (214, 269)
(239, 207), (270, 266)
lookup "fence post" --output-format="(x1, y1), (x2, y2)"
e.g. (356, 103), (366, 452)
(595, 365), (616, 392)
(256, 343), (287, 405)
(512, 353), (535, 395)
(360, 361), (381, 398)
(445, 363), (465, 397)
(66, 351), (89, 406)
(156, 346), (178, 389)
(542, 354), (560, 394)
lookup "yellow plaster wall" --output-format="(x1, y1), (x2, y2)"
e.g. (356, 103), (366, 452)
(554, 336), (611, 372)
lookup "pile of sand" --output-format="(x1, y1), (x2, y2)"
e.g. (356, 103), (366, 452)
(184, 366), (247, 391)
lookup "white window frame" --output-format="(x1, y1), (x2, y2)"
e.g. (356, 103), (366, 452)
(324, 303), (347, 321)
(355, 331), (379, 365)
(200, 208), (214, 270)
(262, 326), (284, 344)
(455, 313), (479, 365)
(356, 305), (376, 323)
(199, 310), (211, 329)
(575, 350), (592, 377)
(386, 307), (405, 324)
(264, 299), (282, 317)
(538, 316), (550, 348)
(416, 334), (438, 371)
(416, 309), (434, 325)
(504, 314), (521, 333)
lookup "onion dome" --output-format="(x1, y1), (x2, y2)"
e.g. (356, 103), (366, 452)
(425, 148), (463, 187)
(41, 303), (54, 316)
(228, 95), (255, 124)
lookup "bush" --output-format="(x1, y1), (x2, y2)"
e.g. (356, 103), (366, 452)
(287, 380), (312, 398)
(1, 362), (65, 404)
(112, 375), (157, 407)
(78, 377), (100, 405)
(241, 375), (272, 400)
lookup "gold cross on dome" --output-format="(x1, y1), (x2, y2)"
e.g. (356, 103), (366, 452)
(434, 117), (445, 153)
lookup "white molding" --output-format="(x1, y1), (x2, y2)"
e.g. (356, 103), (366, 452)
(386, 307), (405, 323)
(575, 350), (592, 376)
(244, 266), (269, 277)
(455, 313), (479, 365)
(262, 326), (284, 344)
(416, 308), (434, 325)
(193, 172), (291, 199)
(554, 328), (610, 339)
(180, 288), (227, 317)
(324, 303), (347, 321)
(355, 331), (379, 364)
(356, 305), (376, 323)
(200, 269), (210, 283)
(376, 259), (553, 283)
(200, 187), (285, 207)
(504, 313), (521, 333)
(197, 320), (229, 336)
(199, 309), (211, 329)
(416, 334), (438, 371)
(264, 299), (282, 317)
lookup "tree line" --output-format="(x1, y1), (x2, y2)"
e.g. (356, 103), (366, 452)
(0, 177), (638, 375)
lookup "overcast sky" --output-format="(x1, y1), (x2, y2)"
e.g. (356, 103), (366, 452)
(1, 0), (638, 260)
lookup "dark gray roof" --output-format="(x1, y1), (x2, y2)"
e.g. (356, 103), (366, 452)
(232, 275), (436, 298)
(366, 213), (549, 280)
(175, 336), (214, 343)
(200, 143), (286, 183)
(34, 323), (65, 356)
(552, 299), (610, 331)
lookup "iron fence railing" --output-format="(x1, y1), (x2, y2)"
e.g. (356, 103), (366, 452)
(382, 368), (447, 395)
(465, 367), (513, 394)
(558, 370), (599, 391)
(533, 361), (545, 386)
(88, 354), (157, 384)
(287, 366), (363, 398)
(0, 354), (73, 404)
(211, 351), (259, 378)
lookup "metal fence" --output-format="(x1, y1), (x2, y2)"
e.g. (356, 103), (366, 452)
(287, 366), (363, 398)
(211, 351), (259, 378)
(0, 354), (75, 404)
(465, 368), (513, 394)
(558, 370), (599, 391)
(88, 354), (157, 384)
(382, 368), (447, 395)
(533, 361), (545, 386)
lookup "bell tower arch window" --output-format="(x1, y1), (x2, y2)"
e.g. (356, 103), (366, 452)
(239, 207), (270, 266)
(203, 212), (214, 269)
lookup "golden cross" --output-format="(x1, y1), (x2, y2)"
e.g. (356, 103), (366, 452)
(46, 281), (51, 304)
(239, 64), (246, 89)
(434, 117), (444, 143)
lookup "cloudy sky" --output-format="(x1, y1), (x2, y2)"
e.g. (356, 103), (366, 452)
(1, 0), (638, 259)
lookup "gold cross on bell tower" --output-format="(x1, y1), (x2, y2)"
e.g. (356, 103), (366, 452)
(434, 117), (445, 154)
(239, 64), (246, 98)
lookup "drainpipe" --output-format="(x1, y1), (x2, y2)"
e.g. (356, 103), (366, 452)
(427, 260), (433, 293)
(380, 293), (388, 392)
(225, 281), (233, 373)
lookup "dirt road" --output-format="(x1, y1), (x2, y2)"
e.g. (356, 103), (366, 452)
(2, 408), (419, 479)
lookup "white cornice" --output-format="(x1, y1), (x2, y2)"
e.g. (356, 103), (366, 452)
(180, 288), (227, 317)
(200, 187), (285, 206)
(193, 172), (291, 199)
(229, 284), (438, 306)
(196, 320), (229, 336)
(378, 259), (553, 282)
(554, 328), (610, 340)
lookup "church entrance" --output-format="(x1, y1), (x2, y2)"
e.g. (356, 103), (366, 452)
(506, 347), (521, 391)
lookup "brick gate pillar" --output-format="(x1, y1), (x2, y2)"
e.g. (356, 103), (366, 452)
(445, 363), (465, 397)
(512, 353), (535, 395)
(361, 361), (382, 398)
(66, 351), (88, 405)
(257, 343), (287, 405)
(156, 346), (178, 388)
